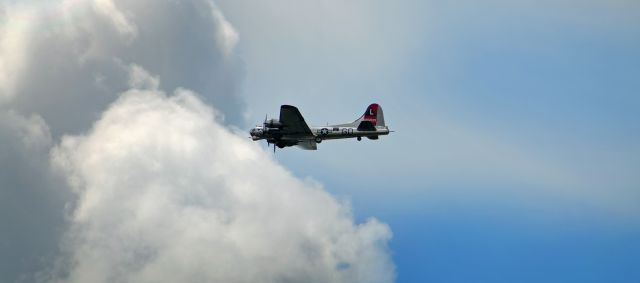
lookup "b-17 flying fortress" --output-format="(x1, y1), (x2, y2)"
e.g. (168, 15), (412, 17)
(250, 104), (391, 151)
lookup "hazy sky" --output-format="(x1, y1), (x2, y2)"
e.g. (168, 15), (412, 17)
(1, 0), (639, 282)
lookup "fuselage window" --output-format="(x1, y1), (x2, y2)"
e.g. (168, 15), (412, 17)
(333, 127), (339, 132)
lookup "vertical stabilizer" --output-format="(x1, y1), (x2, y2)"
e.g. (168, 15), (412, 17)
(353, 103), (385, 128)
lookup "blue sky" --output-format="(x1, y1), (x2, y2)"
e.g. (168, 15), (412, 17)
(219, 0), (640, 281)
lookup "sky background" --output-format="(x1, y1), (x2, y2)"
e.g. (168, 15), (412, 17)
(1, 0), (639, 282)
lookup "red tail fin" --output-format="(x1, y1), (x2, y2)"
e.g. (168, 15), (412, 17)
(363, 103), (380, 126)
(353, 103), (385, 128)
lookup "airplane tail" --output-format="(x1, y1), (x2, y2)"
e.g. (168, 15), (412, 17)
(353, 103), (385, 130)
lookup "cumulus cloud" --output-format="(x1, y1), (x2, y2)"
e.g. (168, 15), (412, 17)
(0, 1), (245, 280)
(0, 2), (35, 103)
(0, 0), (395, 282)
(0, 0), (244, 137)
(48, 82), (394, 283)
(92, 0), (138, 40)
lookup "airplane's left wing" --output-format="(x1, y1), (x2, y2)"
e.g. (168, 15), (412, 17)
(279, 105), (314, 138)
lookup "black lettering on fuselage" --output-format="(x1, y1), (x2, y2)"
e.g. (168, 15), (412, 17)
(340, 128), (354, 135)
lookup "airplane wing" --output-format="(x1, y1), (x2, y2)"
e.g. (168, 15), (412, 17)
(279, 105), (314, 138)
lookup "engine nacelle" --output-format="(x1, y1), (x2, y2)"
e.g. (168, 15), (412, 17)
(263, 127), (280, 134)
(264, 118), (282, 128)
(249, 126), (266, 140)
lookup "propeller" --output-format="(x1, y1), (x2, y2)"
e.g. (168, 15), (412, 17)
(262, 114), (276, 153)
(262, 114), (269, 147)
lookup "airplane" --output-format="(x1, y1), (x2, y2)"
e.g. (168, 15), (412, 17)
(250, 103), (391, 151)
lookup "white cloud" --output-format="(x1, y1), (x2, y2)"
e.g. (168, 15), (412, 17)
(0, 0), (245, 137)
(0, 110), (52, 150)
(128, 64), (159, 90)
(210, 5), (239, 57)
(49, 82), (394, 283)
(92, 0), (137, 41)
(0, 3), (36, 103)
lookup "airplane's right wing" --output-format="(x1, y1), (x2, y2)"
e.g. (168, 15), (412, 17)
(279, 105), (314, 138)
